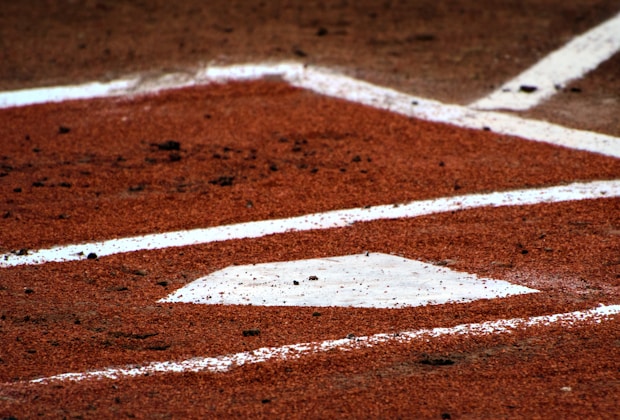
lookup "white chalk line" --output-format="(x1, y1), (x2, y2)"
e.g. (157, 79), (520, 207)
(4, 304), (614, 386)
(0, 62), (619, 158)
(471, 11), (620, 111)
(1, 180), (618, 268)
(285, 65), (620, 158)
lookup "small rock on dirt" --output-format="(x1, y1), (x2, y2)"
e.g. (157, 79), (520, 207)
(156, 140), (181, 151)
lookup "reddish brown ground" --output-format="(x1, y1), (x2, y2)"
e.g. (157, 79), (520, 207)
(1, 198), (619, 380)
(1, 1), (620, 417)
(0, 80), (618, 418)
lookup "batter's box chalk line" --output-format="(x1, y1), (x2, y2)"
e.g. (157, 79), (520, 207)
(1, 180), (618, 267)
(0, 62), (619, 158)
(470, 11), (620, 111)
(5, 304), (617, 386)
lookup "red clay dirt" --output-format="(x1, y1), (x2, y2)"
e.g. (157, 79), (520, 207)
(1, 1), (620, 416)
(0, 80), (618, 418)
(0, 81), (618, 252)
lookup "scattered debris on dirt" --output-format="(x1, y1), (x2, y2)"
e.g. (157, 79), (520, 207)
(419, 357), (455, 366)
(243, 329), (261, 337)
(155, 140), (181, 151)
(209, 176), (235, 186)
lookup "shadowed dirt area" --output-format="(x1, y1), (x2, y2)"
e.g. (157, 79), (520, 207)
(0, 0), (618, 106)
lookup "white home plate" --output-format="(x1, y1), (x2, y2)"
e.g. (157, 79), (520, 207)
(160, 253), (538, 308)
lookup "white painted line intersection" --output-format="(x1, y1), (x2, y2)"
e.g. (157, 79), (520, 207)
(0, 62), (619, 158)
(9, 304), (617, 386)
(286, 66), (620, 157)
(2, 180), (618, 268)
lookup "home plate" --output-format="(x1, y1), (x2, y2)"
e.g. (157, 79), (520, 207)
(160, 253), (538, 308)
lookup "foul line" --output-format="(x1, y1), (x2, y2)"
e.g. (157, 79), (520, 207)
(470, 11), (620, 111)
(0, 63), (619, 158)
(6, 304), (616, 386)
(1, 180), (618, 268)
